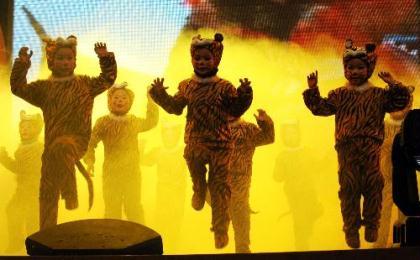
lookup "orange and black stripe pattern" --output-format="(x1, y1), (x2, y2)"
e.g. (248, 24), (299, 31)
(303, 82), (410, 145)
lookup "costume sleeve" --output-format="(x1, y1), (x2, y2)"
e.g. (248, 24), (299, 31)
(140, 147), (159, 166)
(303, 87), (337, 116)
(223, 81), (253, 117)
(10, 59), (47, 108)
(135, 100), (159, 133)
(86, 53), (118, 97)
(0, 151), (18, 174)
(383, 83), (410, 113)
(83, 118), (103, 166)
(149, 82), (187, 115)
(252, 116), (275, 147)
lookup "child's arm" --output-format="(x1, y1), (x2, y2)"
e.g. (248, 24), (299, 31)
(0, 147), (18, 173)
(303, 71), (337, 116)
(148, 78), (187, 115)
(135, 87), (159, 132)
(379, 72), (411, 113)
(225, 78), (253, 117)
(83, 119), (103, 176)
(252, 109), (275, 147)
(10, 47), (46, 107)
(87, 42), (118, 97)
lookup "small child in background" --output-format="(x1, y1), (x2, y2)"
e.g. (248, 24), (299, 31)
(0, 111), (43, 253)
(226, 109), (274, 253)
(273, 119), (324, 251)
(141, 121), (187, 251)
(84, 82), (158, 223)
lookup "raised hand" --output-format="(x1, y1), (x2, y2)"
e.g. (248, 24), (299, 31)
(378, 71), (399, 85)
(307, 71), (318, 89)
(18, 47), (33, 65)
(150, 78), (168, 94)
(94, 42), (108, 58)
(254, 109), (269, 122)
(239, 78), (251, 89)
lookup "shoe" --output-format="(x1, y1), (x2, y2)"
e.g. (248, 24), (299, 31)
(191, 191), (205, 211)
(345, 230), (360, 249)
(215, 232), (229, 249)
(365, 227), (378, 242)
(65, 198), (78, 210)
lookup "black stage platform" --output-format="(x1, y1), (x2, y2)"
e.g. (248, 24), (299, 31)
(1, 247), (420, 260)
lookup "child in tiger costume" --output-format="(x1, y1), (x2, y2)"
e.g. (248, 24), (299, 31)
(141, 121), (187, 252)
(148, 33), (253, 249)
(84, 82), (158, 223)
(10, 36), (117, 230)
(227, 109), (275, 253)
(303, 39), (411, 248)
(0, 111), (43, 253)
(374, 86), (415, 248)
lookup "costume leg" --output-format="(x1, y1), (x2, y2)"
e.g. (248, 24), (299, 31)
(5, 194), (25, 252)
(208, 148), (232, 236)
(230, 172), (251, 253)
(361, 144), (384, 235)
(39, 152), (60, 230)
(184, 144), (208, 210)
(103, 177), (123, 219)
(337, 145), (362, 237)
(124, 175), (144, 224)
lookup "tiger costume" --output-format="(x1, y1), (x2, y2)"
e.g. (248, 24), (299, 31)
(227, 110), (274, 253)
(149, 33), (253, 248)
(140, 122), (187, 252)
(84, 84), (158, 223)
(303, 40), (410, 248)
(0, 111), (43, 253)
(10, 36), (117, 230)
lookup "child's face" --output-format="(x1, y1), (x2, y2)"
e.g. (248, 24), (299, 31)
(281, 126), (301, 148)
(52, 47), (76, 77)
(344, 58), (369, 86)
(191, 48), (216, 75)
(19, 121), (39, 141)
(109, 89), (131, 115)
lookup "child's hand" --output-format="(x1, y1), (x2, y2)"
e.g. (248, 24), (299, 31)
(238, 78), (252, 92)
(150, 78), (168, 94)
(17, 47), (33, 65)
(307, 71), (318, 89)
(378, 71), (399, 85)
(254, 109), (269, 122)
(94, 42), (108, 58)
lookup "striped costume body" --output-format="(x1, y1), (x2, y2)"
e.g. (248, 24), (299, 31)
(84, 101), (158, 223)
(229, 118), (274, 253)
(149, 75), (252, 236)
(10, 54), (117, 229)
(303, 81), (410, 235)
